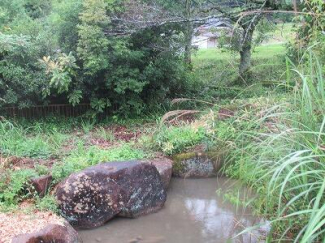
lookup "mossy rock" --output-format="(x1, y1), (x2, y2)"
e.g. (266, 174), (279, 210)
(172, 152), (216, 178)
(206, 147), (228, 173)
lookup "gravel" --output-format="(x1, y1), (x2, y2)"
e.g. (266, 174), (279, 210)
(0, 211), (64, 243)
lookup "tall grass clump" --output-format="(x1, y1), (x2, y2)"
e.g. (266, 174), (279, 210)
(222, 48), (325, 242)
(0, 120), (68, 159)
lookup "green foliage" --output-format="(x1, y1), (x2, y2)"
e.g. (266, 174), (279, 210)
(0, 33), (30, 54)
(286, 0), (325, 62)
(192, 44), (287, 98)
(0, 120), (67, 158)
(48, 0), (82, 52)
(35, 195), (58, 213)
(0, 32), (47, 108)
(0, 169), (38, 206)
(219, 49), (325, 241)
(51, 143), (147, 181)
(1, 2), (323, 241)
(77, 0), (110, 75)
(68, 90), (83, 106)
(0, 0), (191, 117)
(40, 52), (79, 96)
(153, 125), (206, 155)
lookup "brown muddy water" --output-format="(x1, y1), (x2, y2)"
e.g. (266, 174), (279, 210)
(78, 178), (270, 243)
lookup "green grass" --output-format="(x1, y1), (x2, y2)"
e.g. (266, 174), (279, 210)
(191, 44), (287, 100)
(193, 43), (286, 61)
(152, 125), (207, 155)
(0, 120), (69, 159)
(0, 118), (152, 211)
(214, 49), (325, 242)
(0, 168), (38, 206)
(267, 23), (295, 45)
(253, 44), (286, 58)
(52, 143), (147, 182)
(0, 109), (211, 211)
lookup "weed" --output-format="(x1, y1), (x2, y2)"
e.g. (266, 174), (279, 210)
(92, 126), (115, 142)
(81, 119), (96, 134)
(0, 169), (38, 206)
(153, 125), (207, 155)
(35, 195), (59, 213)
(51, 143), (147, 182)
(34, 164), (50, 176)
(219, 49), (325, 242)
(0, 120), (68, 159)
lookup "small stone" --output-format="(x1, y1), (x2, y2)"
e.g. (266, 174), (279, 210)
(96, 237), (102, 242)
(129, 240), (138, 243)
(12, 221), (81, 243)
(128, 235), (143, 243)
(30, 174), (52, 197)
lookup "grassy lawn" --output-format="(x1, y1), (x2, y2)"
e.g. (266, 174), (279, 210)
(193, 43), (286, 62)
(191, 22), (293, 93)
(191, 43), (287, 100)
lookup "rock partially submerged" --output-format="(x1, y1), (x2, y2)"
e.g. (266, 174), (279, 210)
(142, 157), (173, 189)
(56, 160), (167, 228)
(172, 151), (224, 178)
(0, 212), (81, 243)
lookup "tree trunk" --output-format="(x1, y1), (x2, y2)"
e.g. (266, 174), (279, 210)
(184, 0), (193, 65)
(239, 25), (254, 77)
(184, 21), (193, 65)
(239, 45), (252, 76)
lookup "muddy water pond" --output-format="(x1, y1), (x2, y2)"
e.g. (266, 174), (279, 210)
(79, 178), (269, 243)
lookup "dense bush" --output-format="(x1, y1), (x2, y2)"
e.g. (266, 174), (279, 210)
(0, 0), (191, 117)
(286, 0), (325, 62)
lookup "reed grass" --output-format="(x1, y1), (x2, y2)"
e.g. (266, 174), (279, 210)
(223, 48), (325, 242)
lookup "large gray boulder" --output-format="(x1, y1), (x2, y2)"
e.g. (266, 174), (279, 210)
(56, 161), (167, 228)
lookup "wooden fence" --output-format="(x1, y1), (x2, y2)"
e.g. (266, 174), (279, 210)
(0, 104), (92, 119)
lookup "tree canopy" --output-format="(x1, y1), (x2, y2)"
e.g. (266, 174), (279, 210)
(0, 0), (315, 116)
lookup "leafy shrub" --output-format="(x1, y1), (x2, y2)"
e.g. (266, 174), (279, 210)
(0, 0), (192, 117)
(35, 195), (59, 213)
(153, 125), (207, 155)
(0, 169), (38, 206)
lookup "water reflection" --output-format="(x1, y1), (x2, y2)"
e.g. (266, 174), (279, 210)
(79, 178), (269, 243)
